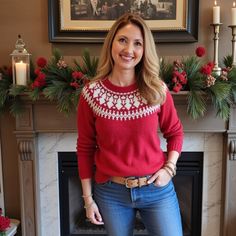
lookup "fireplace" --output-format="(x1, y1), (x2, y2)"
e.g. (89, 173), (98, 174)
(58, 151), (203, 236)
(13, 95), (236, 236)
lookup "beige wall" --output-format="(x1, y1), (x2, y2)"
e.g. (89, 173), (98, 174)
(0, 0), (233, 221)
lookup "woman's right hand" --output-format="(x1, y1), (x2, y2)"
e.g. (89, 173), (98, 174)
(84, 198), (104, 225)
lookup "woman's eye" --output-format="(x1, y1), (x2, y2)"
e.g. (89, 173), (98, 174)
(135, 41), (143, 47)
(118, 38), (126, 43)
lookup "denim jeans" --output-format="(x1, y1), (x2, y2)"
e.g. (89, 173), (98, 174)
(94, 180), (183, 236)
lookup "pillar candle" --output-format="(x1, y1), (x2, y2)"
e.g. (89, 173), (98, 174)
(232, 2), (236, 25)
(15, 61), (27, 85)
(213, 1), (220, 24)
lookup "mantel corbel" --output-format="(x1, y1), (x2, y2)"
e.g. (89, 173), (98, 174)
(227, 103), (236, 161)
(14, 103), (39, 236)
(229, 139), (236, 160)
(222, 103), (236, 236)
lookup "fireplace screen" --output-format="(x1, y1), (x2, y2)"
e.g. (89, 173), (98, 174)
(58, 152), (203, 236)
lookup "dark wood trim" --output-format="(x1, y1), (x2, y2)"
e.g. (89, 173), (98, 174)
(48, 0), (199, 43)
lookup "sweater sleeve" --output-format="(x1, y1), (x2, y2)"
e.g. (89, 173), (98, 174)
(158, 89), (184, 154)
(76, 88), (97, 179)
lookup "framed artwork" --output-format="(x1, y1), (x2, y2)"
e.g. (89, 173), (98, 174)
(48, 0), (199, 43)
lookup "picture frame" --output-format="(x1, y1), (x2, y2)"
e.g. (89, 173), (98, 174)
(48, 0), (199, 43)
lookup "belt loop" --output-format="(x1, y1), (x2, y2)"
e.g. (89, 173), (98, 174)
(138, 178), (142, 188)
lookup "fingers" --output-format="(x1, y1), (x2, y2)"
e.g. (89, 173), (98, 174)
(147, 172), (159, 184)
(86, 202), (104, 225)
(147, 169), (172, 186)
(89, 210), (104, 225)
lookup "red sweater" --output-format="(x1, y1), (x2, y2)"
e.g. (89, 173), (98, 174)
(77, 78), (183, 183)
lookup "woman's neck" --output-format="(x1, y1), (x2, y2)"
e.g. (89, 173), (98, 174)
(109, 70), (136, 87)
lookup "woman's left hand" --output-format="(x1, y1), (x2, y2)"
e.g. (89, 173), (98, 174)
(147, 168), (172, 187)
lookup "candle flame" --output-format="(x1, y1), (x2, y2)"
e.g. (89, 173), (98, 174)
(214, 1), (217, 6)
(234, 2), (236, 7)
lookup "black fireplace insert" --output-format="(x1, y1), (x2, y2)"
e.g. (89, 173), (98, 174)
(58, 152), (203, 236)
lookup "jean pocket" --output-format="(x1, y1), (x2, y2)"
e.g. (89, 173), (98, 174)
(150, 180), (172, 189)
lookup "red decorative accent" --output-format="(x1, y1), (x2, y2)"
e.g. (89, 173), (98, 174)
(195, 46), (206, 57)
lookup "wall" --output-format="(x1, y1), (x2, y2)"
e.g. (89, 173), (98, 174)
(0, 0), (233, 222)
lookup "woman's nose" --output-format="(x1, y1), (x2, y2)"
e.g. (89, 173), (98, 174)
(124, 43), (134, 53)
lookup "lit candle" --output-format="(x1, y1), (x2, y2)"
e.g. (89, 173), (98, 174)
(15, 61), (27, 85)
(232, 2), (236, 25)
(213, 1), (220, 24)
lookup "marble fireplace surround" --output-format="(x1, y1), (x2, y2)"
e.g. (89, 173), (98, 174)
(14, 94), (236, 236)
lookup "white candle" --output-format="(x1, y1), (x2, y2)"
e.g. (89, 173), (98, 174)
(232, 2), (236, 25)
(213, 1), (220, 24)
(15, 61), (27, 85)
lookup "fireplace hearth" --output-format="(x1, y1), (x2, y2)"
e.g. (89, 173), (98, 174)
(58, 152), (203, 236)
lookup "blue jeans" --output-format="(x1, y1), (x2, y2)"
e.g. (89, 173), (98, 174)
(94, 180), (183, 236)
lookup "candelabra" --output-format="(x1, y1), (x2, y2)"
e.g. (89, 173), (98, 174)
(211, 23), (222, 76)
(229, 25), (236, 67)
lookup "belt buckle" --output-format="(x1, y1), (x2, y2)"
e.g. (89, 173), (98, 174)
(125, 176), (136, 188)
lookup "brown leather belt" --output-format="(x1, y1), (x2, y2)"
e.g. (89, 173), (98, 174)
(111, 176), (151, 188)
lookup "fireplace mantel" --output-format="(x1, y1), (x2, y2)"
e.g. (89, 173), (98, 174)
(14, 94), (236, 236)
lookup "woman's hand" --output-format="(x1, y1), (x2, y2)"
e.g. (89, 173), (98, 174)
(84, 198), (104, 225)
(147, 168), (172, 187)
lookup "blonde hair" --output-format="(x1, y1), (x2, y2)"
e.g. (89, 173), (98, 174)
(93, 13), (166, 105)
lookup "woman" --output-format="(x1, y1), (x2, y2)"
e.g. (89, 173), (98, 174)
(77, 12), (184, 236)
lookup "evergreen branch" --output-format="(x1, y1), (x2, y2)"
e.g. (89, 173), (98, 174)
(159, 58), (173, 85)
(215, 99), (231, 120)
(28, 88), (41, 101)
(0, 74), (12, 106)
(43, 80), (69, 101)
(187, 91), (206, 119)
(74, 49), (99, 78)
(187, 73), (205, 91)
(44, 66), (73, 82)
(222, 55), (233, 68)
(57, 92), (76, 114)
(9, 85), (27, 96)
(9, 96), (25, 116)
(50, 48), (63, 65)
(183, 56), (202, 79)
(208, 80), (232, 101)
(0, 91), (7, 107)
(71, 88), (82, 108)
(0, 86), (9, 107)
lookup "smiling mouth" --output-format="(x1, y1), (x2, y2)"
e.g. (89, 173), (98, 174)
(120, 54), (134, 61)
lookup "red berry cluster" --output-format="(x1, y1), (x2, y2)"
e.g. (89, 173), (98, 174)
(70, 71), (84, 88)
(172, 60), (187, 93)
(0, 208), (10, 232)
(31, 57), (47, 89)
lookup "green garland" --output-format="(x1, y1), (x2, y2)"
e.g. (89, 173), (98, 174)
(160, 54), (236, 120)
(0, 48), (236, 120)
(0, 49), (98, 116)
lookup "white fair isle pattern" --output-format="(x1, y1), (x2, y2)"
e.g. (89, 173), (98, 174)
(83, 81), (160, 121)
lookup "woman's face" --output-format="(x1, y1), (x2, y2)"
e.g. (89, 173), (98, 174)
(111, 23), (144, 72)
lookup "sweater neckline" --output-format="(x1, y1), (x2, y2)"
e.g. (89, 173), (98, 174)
(101, 78), (137, 93)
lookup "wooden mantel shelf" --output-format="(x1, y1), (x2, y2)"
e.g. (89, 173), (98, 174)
(14, 94), (236, 236)
(17, 93), (230, 133)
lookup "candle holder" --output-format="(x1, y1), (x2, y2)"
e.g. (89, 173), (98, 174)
(211, 23), (222, 76)
(229, 25), (236, 67)
(10, 35), (31, 86)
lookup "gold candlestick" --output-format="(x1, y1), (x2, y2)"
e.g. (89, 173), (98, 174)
(229, 25), (236, 67)
(211, 23), (222, 76)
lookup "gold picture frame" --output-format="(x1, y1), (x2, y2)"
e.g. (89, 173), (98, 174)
(48, 0), (199, 43)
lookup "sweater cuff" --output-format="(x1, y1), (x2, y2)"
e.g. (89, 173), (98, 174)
(167, 142), (183, 154)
